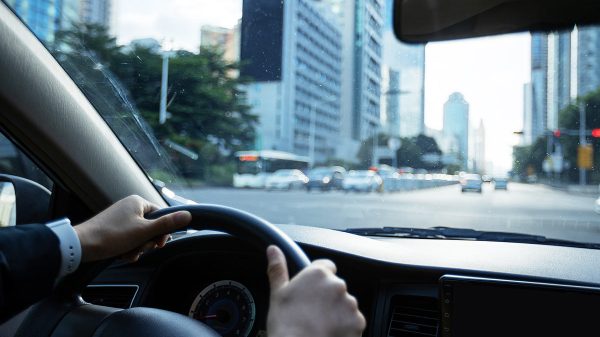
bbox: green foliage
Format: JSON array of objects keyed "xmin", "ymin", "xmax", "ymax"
[
  {"xmin": 512, "ymin": 137, "xmax": 547, "ymax": 179},
  {"xmin": 356, "ymin": 133, "xmax": 444, "ymax": 170},
  {"xmin": 52, "ymin": 24, "xmax": 257, "ymax": 184},
  {"xmin": 513, "ymin": 87, "xmax": 600, "ymax": 183}
]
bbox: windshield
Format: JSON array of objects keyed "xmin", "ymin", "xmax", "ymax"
[{"xmin": 6, "ymin": 0, "xmax": 600, "ymax": 246}]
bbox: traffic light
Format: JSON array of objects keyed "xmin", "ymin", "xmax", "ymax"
[
  {"xmin": 553, "ymin": 129, "xmax": 561, "ymax": 138},
  {"xmin": 592, "ymin": 128, "xmax": 600, "ymax": 138}
]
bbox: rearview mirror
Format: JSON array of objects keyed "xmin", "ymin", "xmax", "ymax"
[{"xmin": 393, "ymin": 0, "xmax": 600, "ymax": 43}]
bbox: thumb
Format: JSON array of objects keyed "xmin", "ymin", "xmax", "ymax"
[
  {"xmin": 266, "ymin": 245, "xmax": 289, "ymax": 291},
  {"xmin": 147, "ymin": 210, "xmax": 192, "ymax": 236}
]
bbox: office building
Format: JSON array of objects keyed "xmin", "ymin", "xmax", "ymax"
[
  {"xmin": 5, "ymin": 0, "xmax": 80, "ymax": 44},
  {"xmin": 79, "ymin": 0, "xmax": 110, "ymax": 27},
  {"xmin": 443, "ymin": 92, "xmax": 469, "ymax": 168},
  {"xmin": 382, "ymin": 0, "xmax": 425, "ymax": 138},
  {"xmin": 522, "ymin": 82, "xmax": 534, "ymax": 145},
  {"xmin": 473, "ymin": 119, "xmax": 486, "ymax": 174},
  {"xmin": 530, "ymin": 32, "xmax": 548, "ymax": 143},
  {"xmin": 546, "ymin": 31, "xmax": 571, "ymax": 130},
  {"xmin": 577, "ymin": 26, "xmax": 600, "ymax": 97},
  {"xmin": 240, "ymin": 0, "xmax": 342, "ymax": 164},
  {"xmin": 200, "ymin": 22, "xmax": 241, "ymax": 63},
  {"xmin": 382, "ymin": 67, "xmax": 400, "ymax": 137},
  {"xmin": 328, "ymin": 0, "xmax": 384, "ymax": 160}
]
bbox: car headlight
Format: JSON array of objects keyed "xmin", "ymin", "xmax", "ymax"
[{"xmin": 322, "ymin": 177, "xmax": 331, "ymax": 184}]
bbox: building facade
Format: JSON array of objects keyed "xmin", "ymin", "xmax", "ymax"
[
  {"xmin": 546, "ymin": 31, "xmax": 571, "ymax": 130},
  {"xmin": 328, "ymin": 0, "xmax": 384, "ymax": 161},
  {"xmin": 79, "ymin": 0, "xmax": 110, "ymax": 27},
  {"xmin": 443, "ymin": 92, "xmax": 469, "ymax": 168},
  {"xmin": 577, "ymin": 26, "xmax": 600, "ymax": 97},
  {"xmin": 200, "ymin": 22, "xmax": 241, "ymax": 64},
  {"xmin": 473, "ymin": 119, "xmax": 486, "ymax": 174},
  {"xmin": 6, "ymin": 0, "xmax": 80, "ymax": 44},
  {"xmin": 530, "ymin": 32, "xmax": 548, "ymax": 143},
  {"xmin": 240, "ymin": 0, "xmax": 342, "ymax": 164},
  {"xmin": 522, "ymin": 82, "xmax": 534, "ymax": 145}
]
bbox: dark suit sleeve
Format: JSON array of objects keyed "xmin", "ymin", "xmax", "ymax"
[{"xmin": 0, "ymin": 224, "xmax": 61, "ymax": 322}]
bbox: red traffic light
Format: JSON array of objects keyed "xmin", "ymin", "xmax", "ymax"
[
  {"xmin": 592, "ymin": 128, "xmax": 600, "ymax": 138},
  {"xmin": 553, "ymin": 129, "xmax": 561, "ymax": 137}
]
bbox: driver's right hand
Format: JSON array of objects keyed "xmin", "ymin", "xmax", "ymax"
[{"xmin": 266, "ymin": 245, "xmax": 366, "ymax": 337}]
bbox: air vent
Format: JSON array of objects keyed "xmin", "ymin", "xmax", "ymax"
[
  {"xmin": 82, "ymin": 285, "xmax": 139, "ymax": 309},
  {"xmin": 387, "ymin": 295, "xmax": 440, "ymax": 337}
]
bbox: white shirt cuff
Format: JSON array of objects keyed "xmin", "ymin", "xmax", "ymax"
[{"xmin": 46, "ymin": 218, "xmax": 82, "ymax": 279}]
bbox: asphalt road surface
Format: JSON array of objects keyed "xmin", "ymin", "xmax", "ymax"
[{"xmin": 176, "ymin": 183, "xmax": 600, "ymax": 244}]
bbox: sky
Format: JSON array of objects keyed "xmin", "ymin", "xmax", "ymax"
[{"xmin": 113, "ymin": 0, "xmax": 530, "ymax": 175}]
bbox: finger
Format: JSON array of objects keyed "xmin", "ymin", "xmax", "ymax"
[
  {"xmin": 266, "ymin": 245, "xmax": 289, "ymax": 291},
  {"xmin": 312, "ymin": 259, "xmax": 337, "ymax": 274},
  {"xmin": 140, "ymin": 241, "xmax": 157, "ymax": 252},
  {"xmin": 121, "ymin": 249, "xmax": 144, "ymax": 263},
  {"xmin": 141, "ymin": 198, "xmax": 160, "ymax": 215},
  {"xmin": 147, "ymin": 211, "xmax": 192, "ymax": 237},
  {"xmin": 154, "ymin": 234, "xmax": 171, "ymax": 248}
]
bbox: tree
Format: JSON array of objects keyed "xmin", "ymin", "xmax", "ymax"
[
  {"xmin": 356, "ymin": 133, "xmax": 444, "ymax": 170},
  {"xmin": 52, "ymin": 24, "xmax": 257, "ymax": 183}
]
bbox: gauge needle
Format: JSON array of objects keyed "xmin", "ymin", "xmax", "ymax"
[{"xmin": 202, "ymin": 314, "xmax": 218, "ymax": 319}]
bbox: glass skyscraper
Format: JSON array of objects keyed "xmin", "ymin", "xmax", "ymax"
[{"xmin": 5, "ymin": 0, "xmax": 79, "ymax": 44}]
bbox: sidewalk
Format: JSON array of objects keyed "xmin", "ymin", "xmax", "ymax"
[{"xmin": 538, "ymin": 180, "xmax": 599, "ymax": 196}]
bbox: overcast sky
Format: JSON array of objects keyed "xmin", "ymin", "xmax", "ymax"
[{"xmin": 113, "ymin": 0, "xmax": 529, "ymax": 174}]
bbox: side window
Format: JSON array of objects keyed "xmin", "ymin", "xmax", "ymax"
[
  {"xmin": 0, "ymin": 131, "xmax": 53, "ymax": 227},
  {"xmin": 0, "ymin": 133, "xmax": 53, "ymax": 190}
]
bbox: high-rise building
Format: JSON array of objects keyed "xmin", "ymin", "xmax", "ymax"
[
  {"xmin": 530, "ymin": 32, "xmax": 548, "ymax": 143},
  {"xmin": 200, "ymin": 22, "xmax": 241, "ymax": 63},
  {"xmin": 443, "ymin": 92, "xmax": 469, "ymax": 168},
  {"xmin": 5, "ymin": 0, "xmax": 80, "ymax": 44},
  {"xmin": 577, "ymin": 26, "xmax": 600, "ymax": 97},
  {"xmin": 79, "ymin": 0, "xmax": 110, "ymax": 27},
  {"xmin": 329, "ymin": 0, "xmax": 384, "ymax": 160},
  {"xmin": 382, "ymin": 0, "xmax": 425, "ymax": 138},
  {"xmin": 240, "ymin": 0, "xmax": 342, "ymax": 164},
  {"xmin": 547, "ymin": 31, "xmax": 571, "ymax": 130},
  {"xmin": 473, "ymin": 119, "xmax": 486, "ymax": 174},
  {"xmin": 523, "ymin": 82, "xmax": 534, "ymax": 145},
  {"xmin": 382, "ymin": 67, "xmax": 400, "ymax": 137}
]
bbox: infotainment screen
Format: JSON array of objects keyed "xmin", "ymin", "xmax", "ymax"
[{"xmin": 440, "ymin": 276, "xmax": 600, "ymax": 337}]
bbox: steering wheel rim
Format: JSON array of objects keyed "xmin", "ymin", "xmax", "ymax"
[{"xmin": 17, "ymin": 204, "xmax": 311, "ymax": 337}]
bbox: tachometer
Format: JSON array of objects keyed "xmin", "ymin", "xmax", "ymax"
[{"xmin": 189, "ymin": 280, "xmax": 256, "ymax": 337}]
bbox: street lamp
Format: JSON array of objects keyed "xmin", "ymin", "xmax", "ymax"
[{"xmin": 159, "ymin": 39, "xmax": 174, "ymax": 125}]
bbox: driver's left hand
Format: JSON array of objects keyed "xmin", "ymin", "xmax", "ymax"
[{"xmin": 74, "ymin": 195, "xmax": 192, "ymax": 262}]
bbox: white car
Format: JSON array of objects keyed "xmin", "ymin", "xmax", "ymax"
[
  {"xmin": 342, "ymin": 170, "xmax": 383, "ymax": 192},
  {"xmin": 265, "ymin": 169, "xmax": 308, "ymax": 190}
]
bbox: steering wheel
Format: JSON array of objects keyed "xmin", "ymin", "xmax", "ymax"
[{"xmin": 15, "ymin": 204, "xmax": 311, "ymax": 337}]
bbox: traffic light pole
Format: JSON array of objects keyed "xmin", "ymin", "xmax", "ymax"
[{"xmin": 579, "ymin": 102, "xmax": 586, "ymax": 186}]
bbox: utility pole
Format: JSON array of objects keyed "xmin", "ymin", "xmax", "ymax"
[
  {"xmin": 159, "ymin": 49, "xmax": 170, "ymax": 125},
  {"xmin": 579, "ymin": 102, "xmax": 586, "ymax": 186}
]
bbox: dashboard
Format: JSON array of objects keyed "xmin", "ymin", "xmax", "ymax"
[{"xmin": 84, "ymin": 225, "xmax": 600, "ymax": 337}]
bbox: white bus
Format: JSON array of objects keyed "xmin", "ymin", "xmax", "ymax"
[{"xmin": 233, "ymin": 150, "xmax": 310, "ymax": 188}]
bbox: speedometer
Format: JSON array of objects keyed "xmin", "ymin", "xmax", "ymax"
[{"xmin": 189, "ymin": 280, "xmax": 256, "ymax": 337}]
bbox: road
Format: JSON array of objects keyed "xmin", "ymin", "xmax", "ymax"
[{"xmin": 175, "ymin": 183, "xmax": 600, "ymax": 244}]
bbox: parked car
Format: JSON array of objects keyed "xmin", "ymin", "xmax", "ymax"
[
  {"xmin": 265, "ymin": 169, "xmax": 308, "ymax": 190},
  {"xmin": 494, "ymin": 177, "xmax": 509, "ymax": 190},
  {"xmin": 343, "ymin": 170, "xmax": 383, "ymax": 192},
  {"xmin": 461, "ymin": 174, "xmax": 483, "ymax": 193},
  {"xmin": 305, "ymin": 166, "xmax": 345, "ymax": 191}
]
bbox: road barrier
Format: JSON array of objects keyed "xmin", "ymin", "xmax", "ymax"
[{"xmin": 381, "ymin": 175, "xmax": 459, "ymax": 192}]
